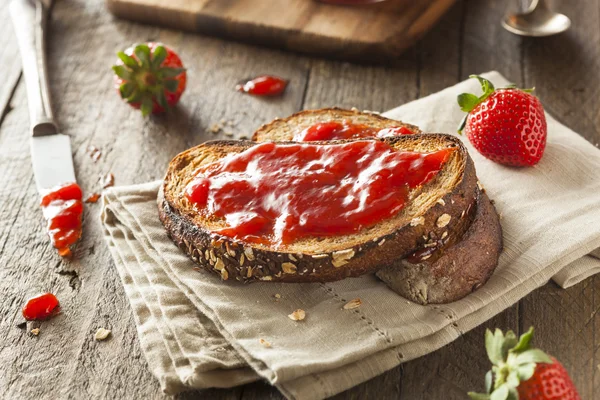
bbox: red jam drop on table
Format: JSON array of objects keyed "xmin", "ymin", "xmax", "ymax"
[
  {"xmin": 236, "ymin": 75, "xmax": 288, "ymax": 96},
  {"xmin": 294, "ymin": 120, "xmax": 415, "ymax": 141},
  {"xmin": 40, "ymin": 182, "xmax": 83, "ymax": 257},
  {"xmin": 22, "ymin": 293, "xmax": 61, "ymax": 321},
  {"xmin": 185, "ymin": 141, "xmax": 452, "ymax": 246}
]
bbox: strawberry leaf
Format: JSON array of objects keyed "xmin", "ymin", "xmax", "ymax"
[
  {"xmin": 127, "ymin": 89, "xmax": 141, "ymax": 104},
  {"xmin": 161, "ymin": 68, "xmax": 186, "ymax": 79},
  {"xmin": 156, "ymin": 90, "xmax": 168, "ymax": 109},
  {"xmin": 490, "ymin": 384, "xmax": 509, "ymax": 400},
  {"xmin": 151, "ymin": 45, "xmax": 167, "ymax": 69},
  {"xmin": 134, "ymin": 44, "xmax": 151, "ymax": 69},
  {"xmin": 117, "ymin": 51, "xmax": 138, "ymax": 69},
  {"xmin": 517, "ymin": 363, "xmax": 536, "ymax": 381},
  {"xmin": 140, "ymin": 97, "xmax": 153, "ymax": 117},
  {"xmin": 501, "ymin": 330, "xmax": 518, "ymax": 359},
  {"xmin": 457, "ymin": 114, "xmax": 468, "ymax": 134},
  {"xmin": 470, "ymin": 74, "xmax": 495, "ymax": 98},
  {"xmin": 112, "ymin": 65, "xmax": 134, "ymax": 81},
  {"xmin": 468, "ymin": 393, "xmax": 491, "ymax": 400},
  {"xmin": 457, "ymin": 93, "xmax": 480, "ymax": 113},
  {"xmin": 506, "ymin": 370, "xmax": 520, "ymax": 388},
  {"xmin": 511, "ymin": 327, "xmax": 534, "ymax": 354},
  {"xmin": 485, "ymin": 329, "xmax": 505, "ymax": 365},
  {"xmin": 485, "ymin": 370, "xmax": 493, "ymax": 394},
  {"xmin": 164, "ymin": 79, "xmax": 179, "ymax": 93},
  {"xmin": 514, "ymin": 349, "xmax": 553, "ymax": 365},
  {"xmin": 119, "ymin": 82, "xmax": 134, "ymax": 99}
]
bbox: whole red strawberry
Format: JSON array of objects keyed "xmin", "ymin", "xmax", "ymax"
[
  {"xmin": 468, "ymin": 327, "xmax": 580, "ymax": 400},
  {"xmin": 458, "ymin": 75, "xmax": 547, "ymax": 167},
  {"xmin": 113, "ymin": 42, "xmax": 186, "ymax": 116}
]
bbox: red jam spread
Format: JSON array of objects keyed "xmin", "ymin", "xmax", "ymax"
[
  {"xmin": 236, "ymin": 75, "xmax": 288, "ymax": 96},
  {"xmin": 40, "ymin": 182, "xmax": 83, "ymax": 257},
  {"xmin": 294, "ymin": 121, "xmax": 415, "ymax": 141},
  {"xmin": 185, "ymin": 141, "xmax": 451, "ymax": 246},
  {"xmin": 22, "ymin": 293, "xmax": 61, "ymax": 321}
]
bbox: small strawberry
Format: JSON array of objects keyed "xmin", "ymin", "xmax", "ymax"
[
  {"xmin": 457, "ymin": 75, "xmax": 547, "ymax": 167},
  {"xmin": 468, "ymin": 327, "xmax": 580, "ymax": 400},
  {"xmin": 113, "ymin": 42, "xmax": 187, "ymax": 116}
]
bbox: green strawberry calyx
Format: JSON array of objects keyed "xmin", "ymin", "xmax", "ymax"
[
  {"xmin": 468, "ymin": 327, "xmax": 553, "ymax": 400},
  {"xmin": 112, "ymin": 43, "xmax": 185, "ymax": 116},
  {"xmin": 456, "ymin": 75, "xmax": 535, "ymax": 134}
]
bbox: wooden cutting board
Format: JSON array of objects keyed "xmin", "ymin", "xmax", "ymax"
[{"xmin": 106, "ymin": 0, "xmax": 456, "ymax": 61}]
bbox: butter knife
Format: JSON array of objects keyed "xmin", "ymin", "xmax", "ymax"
[{"xmin": 10, "ymin": 0, "xmax": 76, "ymax": 191}]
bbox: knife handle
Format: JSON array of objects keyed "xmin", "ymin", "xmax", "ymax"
[{"xmin": 10, "ymin": 0, "xmax": 58, "ymax": 137}]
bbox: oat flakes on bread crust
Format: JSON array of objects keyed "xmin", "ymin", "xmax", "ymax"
[
  {"xmin": 376, "ymin": 190, "xmax": 502, "ymax": 305},
  {"xmin": 252, "ymin": 107, "xmax": 422, "ymax": 142},
  {"xmin": 159, "ymin": 134, "xmax": 478, "ymax": 283}
]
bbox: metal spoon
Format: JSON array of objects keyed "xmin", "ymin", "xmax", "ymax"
[{"xmin": 502, "ymin": 0, "xmax": 571, "ymax": 37}]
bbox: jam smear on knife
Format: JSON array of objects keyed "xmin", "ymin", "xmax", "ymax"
[
  {"xmin": 40, "ymin": 182, "xmax": 83, "ymax": 257},
  {"xmin": 185, "ymin": 141, "xmax": 452, "ymax": 246}
]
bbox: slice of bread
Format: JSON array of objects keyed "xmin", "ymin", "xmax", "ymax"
[
  {"xmin": 376, "ymin": 190, "xmax": 502, "ymax": 304},
  {"xmin": 250, "ymin": 108, "xmax": 502, "ymax": 303},
  {"xmin": 252, "ymin": 107, "xmax": 422, "ymax": 142},
  {"xmin": 159, "ymin": 135, "xmax": 478, "ymax": 283}
]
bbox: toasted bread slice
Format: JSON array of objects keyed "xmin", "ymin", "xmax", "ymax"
[
  {"xmin": 159, "ymin": 135, "xmax": 478, "ymax": 283},
  {"xmin": 252, "ymin": 107, "xmax": 421, "ymax": 142},
  {"xmin": 376, "ymin": 190, "xmax": 502, "ymax": 304}
]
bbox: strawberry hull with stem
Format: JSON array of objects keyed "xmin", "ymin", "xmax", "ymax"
[
  {"xmin": 113, "ymin": 42, "xmax": 187, "ymax": 116},
  {"xmin": 468, "ymin": 327, "xmax": 580, "ymax": 400}
]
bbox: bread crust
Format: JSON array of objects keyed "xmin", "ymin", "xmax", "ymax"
[
  {"xmin": 159, "ymin": 135, "xmax": 479, "ymax": 283},
  {"xmin": 252, "ymin": 107, "xmax": 422, "ymax": 142},
  {"xmin": 376, "ymin": 190, "xmax": 503, "ymax": 304}
]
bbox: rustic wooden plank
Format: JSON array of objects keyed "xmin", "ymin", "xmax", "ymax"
[
  {"xmin": 105, "ymin": 0, "xmax": 457, "ymax": 61},
  {"xmin": 302, "ymin": 52, "xmax": 418, "ymax": 113},
  {"xmin": 518, "ymin": 2, "xmax": 600, "ymax": 399},
  {"xmin": 461, "ymin": 0, "xmax": 522, "ymax": 81},
  {"xmin": 0, "ymin": 1, "xmax": 22, "ymax": 125},
  {"xmin": 0, "ymin": 0, "xmax": 308, "ymax": 398}
]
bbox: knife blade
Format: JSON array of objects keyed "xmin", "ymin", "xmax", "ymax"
[{"xmin": 10, "ymin": 0, "xmax": 77, "ymax": 191}]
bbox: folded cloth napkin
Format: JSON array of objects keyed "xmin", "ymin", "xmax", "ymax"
[{"xmin": 101, "ymin": 72, "xmax": 600, "ymax": 399}]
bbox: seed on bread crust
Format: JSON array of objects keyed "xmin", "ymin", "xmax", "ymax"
[
  {"xmin": 288, "ymin": 254, "xmax": 297, "ymax": 262},
  {"xmin": 260, "ymin": 276, "xmax": 272, "ymax": 281},
  {"xmin": 244, "ymin": 247, "xmax": 255, "ymax": 261},
  {"xmin": 221, "ymin": 268, "xmax": 229, "ymax": 280},
  {"xmin": 225, "ymin": 242, "xmax": 236, "ymax": 257},
  {"xmin": 239, "ymin": 254, "xmax": 245, "ymax": 266},
  {"xmin": 332, "ymin": 249, "xmax": 355, "ymax": 268},
  {"xmin": 410, "ymin": 217, "xmax": 425, "ymax": 226},
  {"xmin": 214, "ymin": 258, "xmax": 225, "ymax": 271},
  {"xmin": 436, "ymin": 214, "xmax": 451, "ymax": 228},
  {"xmin": 437, "ymin": 199, "xmax": 446, "ymax": 206},
  {"xmin": 311, "ymin": 254, "xmax": 328, "ymax": 259},
  {"xmin": 282, "ymin": 262, "xmax": 297, "ymax": 274}
]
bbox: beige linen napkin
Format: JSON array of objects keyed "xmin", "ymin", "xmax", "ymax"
[{"xmin": 101, "ymin": 72, "xmax": 600, "ymax": 400}]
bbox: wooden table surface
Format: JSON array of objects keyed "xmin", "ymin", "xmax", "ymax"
[{"xmin": 1, "ymin": 0, "xmax": 599, "ymax": 399}]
